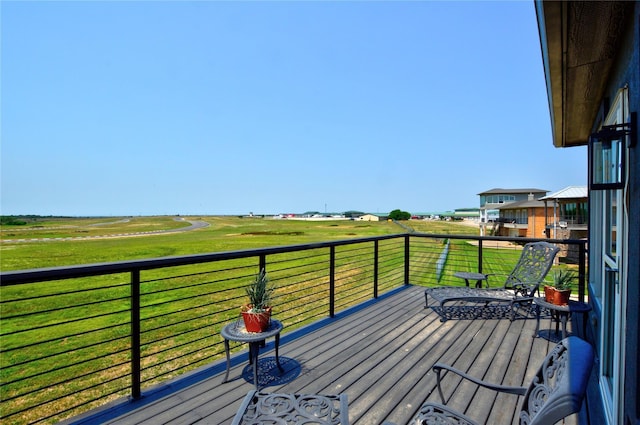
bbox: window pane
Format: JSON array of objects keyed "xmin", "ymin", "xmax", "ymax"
[
  {"xmin": 606, "ymin": 191, "xmax": 618, "ymax": 258},
  {"xmin": 603, "ymin": 267, "xmax": 618, "ymax": 393},
  {"xmin": 592, "ymin": 138, "xmax": 623, "ymax": 186}
]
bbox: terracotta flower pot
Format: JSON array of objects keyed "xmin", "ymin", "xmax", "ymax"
[
  {"xmin": 241, "ymin": 306, "xmax": 272, "ymax": 333},
  {"xmin": 544, "ymin": 286, "xmax": 555, "ymax": 303},
  {"xmin": 552, "ymin": 289, "xmax": 571, "ymax": 306},
  {"xmin": 544, "ymin": 286, "xmax": 571, "ymax": 305}
]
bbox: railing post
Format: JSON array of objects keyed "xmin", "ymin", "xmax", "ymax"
[
  {"xmin": 404, "ymin": 235, "xmax": 410, "ymax": 285},
  {"xmin": 259, "ymin": 254, "xmax": 266, "ymax": 273},
  {"xmin": 578, "ymin": 242, "xmax": 586, "ymax": 302},
  {"xmin": 478, "ymin": 239, "xmax": 483, "ymax": 274},
  {"xmin": 131, "ymin": 269, "xmax": 141, "ymax": 400},
  {"xmin": 373, "ymin": 240, "xmax": 379, "ymax": 298},
  {"xmin": 329, "ymin": 246, "xmax": 336, "ymax": 318}
]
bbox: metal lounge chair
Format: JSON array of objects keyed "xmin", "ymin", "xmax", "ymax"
[
  {"xmin": 425, "ymin": 241, "xmax": 560, "ymax": 321},
  {"xmin": 409, "ymin": 336, "xmax": 594, "ymax": 425}
]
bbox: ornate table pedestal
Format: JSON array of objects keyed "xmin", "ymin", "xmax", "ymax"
[{"xmin": 232, "ymin": 390, "xmax": 349, "ymax": 425}]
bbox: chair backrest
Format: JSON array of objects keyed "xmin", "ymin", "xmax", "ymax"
[
  {"xmin": 504, "ymin": 241, "xmax": 560, "ymax": 296},
  {"xmin": 519, "ymin": 336, "xmax": 595, "ymax": 425}
]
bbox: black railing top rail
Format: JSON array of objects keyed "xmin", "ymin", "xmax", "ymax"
[
  {"xmin": 410, "ymin": 234, "xmax": 585, "ymax": 244},
  {"xmin": 0, "ymin": 233, "xmax": 586, "ymax": 286}
]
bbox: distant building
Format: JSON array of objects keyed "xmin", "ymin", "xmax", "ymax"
[
  {"xmin": 540, "ymin": 186, "xmax": 588, "ymax": 240},
  {"xmin": 452, "ymin": 208, "xmax": 480, "ymax": 221},
  {"xmin": 477, "ymin": 188, "xmax": 548, "ymax": 236},
  {"xmin": 494, "ymin": 195, "xmax": 551, "ymax": 238},
  {"xmin": 357, "ymin": 214, "xmax": 381, "ymax": 222}
]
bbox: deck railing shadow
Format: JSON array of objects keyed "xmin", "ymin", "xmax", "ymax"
[{"xmin": 0, "ymin": 234, "xmax": 586, "ymax": 424}]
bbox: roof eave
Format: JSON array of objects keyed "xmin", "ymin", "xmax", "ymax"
[{"xmin": 535, "ymin": 1, "xmax": 633, "ymax": 148}]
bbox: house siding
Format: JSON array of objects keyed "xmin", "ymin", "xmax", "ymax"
[
  {"xmin": 494, "ymin": 206, "xmax": 551, "ymax": 239},
  {"xmin": 527, "ymin": 208, "xmax": 548, "ymax": 239},
  {"xmin": 620, "ymin": 6, "xmax": 639, "ymax": 423},
  {"xmin": 595, "ymin": 4, "xmax": 639, "ymax": 423}
]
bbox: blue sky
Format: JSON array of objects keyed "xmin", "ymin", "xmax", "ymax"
[{"xmin": 1, "ymin": 1, "xmax": 586, "ymax": 217}]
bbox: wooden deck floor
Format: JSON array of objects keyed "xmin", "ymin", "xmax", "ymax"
[{"xmin": 68, "ymin": 285, "xmax": 581, "ymax": 425}]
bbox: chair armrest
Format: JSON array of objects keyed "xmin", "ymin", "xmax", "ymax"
[
  {"xmin": 433, "ymin": 362, "xmax": 527, "ymax": 404},
  {"xmin": 514, "ymin": 283, "xmax": 541, "ymax": 297},
  {"xmin": 486, "ymin": 274, "xmax": 541, "ymax": 295},
  {"xmin": 411, "ymin": 402, "xmax": 479, "ymax": 425}
]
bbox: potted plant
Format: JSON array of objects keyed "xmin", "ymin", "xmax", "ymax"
[
  {"xmin": 544, "ymin": 270, "xmax": 574, "ymax": 305},
  {"xmin": 241, "ymin": 269, "xmax": 275, "ymax": 333}
]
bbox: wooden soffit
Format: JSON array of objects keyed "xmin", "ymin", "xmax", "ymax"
[{"xmin": 535, "ymin": 1, "xmax": 633, "ymax": 148}]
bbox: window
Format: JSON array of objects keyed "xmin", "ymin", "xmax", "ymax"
[
  {"xmin": 589, "ymin": 88, "xmax": 632, "ymax": 191},
  {"xmin": 591, "ymin": 136, "xmax": 624, "ymax": 189},
  {"xmin": 560, "ymin": 202, "xmax": 587, "ymax": 223},
  {"xmin": 592, "ymin": 86, "xmax": 629, "ymax": 425},
  {"xmin": 482, "ymin": 194, "xmax": 516, "ymax": 205}
]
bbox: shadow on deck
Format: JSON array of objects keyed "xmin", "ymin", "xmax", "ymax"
[{"xmin": 65, "ymin": 285, "xmax": 580, "ymax": 425}]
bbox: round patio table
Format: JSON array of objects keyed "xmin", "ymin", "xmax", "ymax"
[
  {"xmin": 534, "ymin": 298, "xmax": 591, "ymax": 339},
  {"xmin": 453, "ymin": 271, "xmax": 488, "ymax": 288},
  {"xmin": 221, "ymin": 319, "xmax": 283, "ymax": 390}
]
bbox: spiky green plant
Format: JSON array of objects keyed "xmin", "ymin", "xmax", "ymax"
[
  {"xmin": 245, "ymin": 269, "xmax": 275, "ymax": 312},
  {"xmin": 552, "ymin": 269, "xmax": 575, "ymax": 291}
]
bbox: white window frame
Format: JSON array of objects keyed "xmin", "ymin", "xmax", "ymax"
[{"xmin": 594, "ymin": 88, "xmax": 629, "ymax": 425}]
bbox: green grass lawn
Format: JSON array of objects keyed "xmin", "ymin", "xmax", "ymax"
[
  {"xmin": 405, "ymin": 218, "xmax": 481, "ymax": 235},
  {"xmin": 1, "ymin": 216, "xmax": 430, "ymax": 271}
]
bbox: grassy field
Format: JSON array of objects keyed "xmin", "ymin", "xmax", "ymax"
[
  {"xmin": 11, "ymin": 217, "xmax": 570, "ymax": 424},
  {"xmin": 1, "ymin": 216, "xmax": 486, "ymax": 423},
  {"xmin": 0, "ymin": 216, "xmax": 479, "ymax": 272},
  {"xmin": 1, "ymin": 217, "xmax": 585, "ymax": 425}
]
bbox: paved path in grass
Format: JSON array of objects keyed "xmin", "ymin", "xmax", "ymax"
[{"xmin": 2, "ymin": 217, "xmax": 210, "ymax": 243}]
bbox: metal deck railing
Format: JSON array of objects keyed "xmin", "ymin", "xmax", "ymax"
[{"xmin": 0, "ymin": 234, "xmax": 586, "ymax": 424}]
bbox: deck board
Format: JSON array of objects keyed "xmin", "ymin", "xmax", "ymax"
[{"xmin": 68, "ymin": 285, "xmax": 581, "ymax": 425}]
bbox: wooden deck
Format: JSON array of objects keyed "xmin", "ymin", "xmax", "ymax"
[{"xmin": 68, "ymin": 285, "xmax": 582, "ymax": 425}]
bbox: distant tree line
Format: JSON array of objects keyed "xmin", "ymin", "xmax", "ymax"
[
  {"xmin": 0, "ymin": 215, "xmax": 65, "ymax": 226},
  {"xmin": 388, "ymin": 209, "xmax": 411, "ymax": 220},
  {"xmin": 1, "ymin": 216, "xmax": 30, "ymax": 225}
]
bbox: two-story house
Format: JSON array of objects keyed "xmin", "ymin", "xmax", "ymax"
[
  {"xmin": 477, "ymin": 188, "xmax": 548, "ymax": 236},
  {"xmin": 493, "ymin": 194, "xmax": 551, "ymax": 239}
]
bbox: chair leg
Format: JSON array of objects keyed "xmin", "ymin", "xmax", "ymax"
[
  {"xmin": 440, "ymin": 302, "xmax": 449, "ymax": 322},
  {"xmin": 434, "ymin": 367, "xmax": 446, "ymax": 403}
]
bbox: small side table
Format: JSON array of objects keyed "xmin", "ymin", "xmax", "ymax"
[
  {"xmin": 232, "ymin": 390, "xmax": 349, "ymax": 425},
  {"xmin": 221, "ymin": 319, "xmax": 284, "ymax": 390},
  {"xmin": 534, "ymin": 298, "xmax": 591, "ymax": 339},
  {"xmin": 454, "ymin": 271, "xmax": 488, "ymax": 288}
]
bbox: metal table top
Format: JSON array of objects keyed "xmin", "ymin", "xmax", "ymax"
[
  {"xmin": 221, "ymin": 319, "xmax": 283, "ymax": 342},
  {"xmin": 533, "ymin": 298, "xmax": 591, "ymax": 312},
  {"xmin": 453, "ymin": 271, "xmax": 488, "ymax": 280}
]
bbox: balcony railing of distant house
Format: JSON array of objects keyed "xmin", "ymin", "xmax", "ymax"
[
  {"xmin": 0, "ymin": 234, "xmax": 587, "ymax": 424},
  {"xmin": 497, "ymin": 217, "xmax": 529, "ymax": 226},
  {"xmin": 550, "ymin": 215, "xmax": 589, "ymax": 227}
]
